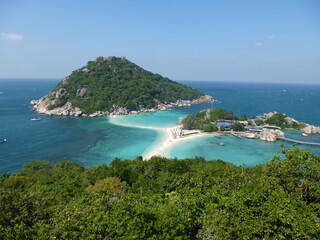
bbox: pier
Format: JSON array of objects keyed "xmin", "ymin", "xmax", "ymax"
[
  {"xmin": 279, "ymin": 138, "xmax": 320, "ymax": 146},
  {"xmin": 230, "ymin": 132, "xmax": 243, "ymax": 139}
]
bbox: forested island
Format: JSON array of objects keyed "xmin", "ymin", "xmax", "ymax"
[
  {"xmin": 0, "ymin": 148, "xmax": 319, "ymax": 239},
  {"xmin": 31, "ymin": 56, "xmax": 213, "ymax": 117}
]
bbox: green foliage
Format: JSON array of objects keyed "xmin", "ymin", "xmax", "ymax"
[
  {"xmin": 86, "ymin": 177, "xmax": 126, "ymax": 193},
  {"xmin": 181, "ymin": 111, "xmax": 207, "ymax": 130},
  {"xmin": 203, "ymin": 124, "xmax": 217, "ymax": 132},
  {"xmin": 47, "ymin": 98, "xmax": 67, "ymax": 110},
  {"xmin": 291, "ymin": 121, "xmax": 306, "ymax": 130},
  {"xmin": 0, "ymin": 149, "xmax": 319, "ymax": 239},
  {"xmin": 209, "ymin": 108, "xmax": 236, "ymax": 121},
  {"xmin": 231, "ymin": 123, "xmax": 245, "ymax": 131},
  {"xmin": 182, "ymin": 108, "xmax": 247, "ymax": 130},
  {"xmin": 265, "ymin": 113, "xmax": 290, "ymax": 128},
  {"xmin": 237, "ymin": 115, "xmax": 247, "ymax": 121},
  {"xmin": 48, "ymin": 57, "xmax": 204, "ymax": 113},
  {"xmin": 255, "ymin": 119, "xmax": 264, "ymax": 126}
]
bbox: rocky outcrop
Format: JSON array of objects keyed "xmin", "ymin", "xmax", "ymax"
[
  {"xmin": 30, "ymin": 94, "xmax": 215, "ymax": 117},
  {"xmin": 55, "ymin": 88, "xmax": 67, "ymax": 98},
  {"xmin": 302, "ymin": 125, "xmax": 320, "ymax": 134},
  {"xmin": 259, "ymin": 129, "xmax": 285, "ymax": 142},
  {"xmin": 246, "ymin": 133, "xmax": 256, "ymax": 139},
  {"xmin": 109, "ymin": 105, "xmax": 129, "ymax": 116},
  {"xmin": 263, "ymin": 111, "xmax": 278, "ymax": 119},
  {"xmin": 76, "ymin": 87, "xmax": 88, "ymax": 98},
  {"xmin": 62, "ymin": 77, "xmax": 68, "ymax": 85},
  {"xmin": 30, "ymin": 98, "xmax": 83, "ymax": 116},
  {"xmin": 204, "ymin": 109, "xmax": 211, "ymax": 120}
]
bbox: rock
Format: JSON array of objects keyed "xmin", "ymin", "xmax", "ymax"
[
  {"xmin": 105, "ymin": 56, "xmax": 113, "ymax": 62},
  {"xmin": 31, "ymin": 93, "xmax": 215, "ymax": 118},
  {"xmin": 82, "ymin": 68, "xmax": 90, "ymax": 73},
  {"xmin": 302, "ymin": 125, "xmax": 320, "ymax": 134},
  {"xmin": 204, "ymin": 109, "xmax": 211, "ymax": 120},
  {"xmin": 55, "ymin": 88, "xmax": 67, "ymax": 98},
  {"xmin": 62, "ymin": 77, "xmax": 68, "ymax": 85},
  {"xmin": 246, "ymin": 133, "xmax": 256, "ymax": 139},
  {"xmin": 76, "ymin": 87, "xmax": 88, "ymax": 98},
  {"xmin": 273, "ymin": 129, "xmax": 285, "ymax": 138},
  {"xmin": 259, "ymin": 129, "xmax": 285, "ymax": 142},
  {"xmin": 264, "ymin": 111, "xmax": 278, "ymax": 119},
  {"xmin": 109, "ymin": 106, "xmax": 129, "ymax": 115},
  {"xmin": 74, "ymin": 107, "xmax": 82, "ymax": 117}
]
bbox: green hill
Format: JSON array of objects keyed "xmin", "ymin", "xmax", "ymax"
[{"xmin": 44, "ymin": 56, "xmax": 206, "ymax": 114}]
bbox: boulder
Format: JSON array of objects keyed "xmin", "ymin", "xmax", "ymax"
[
  {"xmin": 76, "ymin": 87, "xmax": 88, "ymax": 98},
  {"xmin": 55, "ymin": 88, "xmax": 67, "ymax": 98},
  {"xmin": 302, "ymin": 125, "xmax": 320, "ymax": 134},
  {"xmin": 259, "ymin": 129, "xmax": 285, "ymax": 142},
  {"xmin": 109, "ymin": 106, "xmax": 129, "ymax": 115},
  {"xmin": 246, "ymin": 133, "xmax": 256, "ymax": 139},
  {"xmin": 62, "ymin": 77, "xmax": 68, "ymax": 85}
]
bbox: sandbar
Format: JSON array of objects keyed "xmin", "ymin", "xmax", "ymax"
[{"xmin": 108, "ymin": 116, "xmax": 212, "ymax": 159}]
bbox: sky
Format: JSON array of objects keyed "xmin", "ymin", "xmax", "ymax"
[{"xmin": 0, "ymin": 0, "xmax": 319, "ymax": 84}]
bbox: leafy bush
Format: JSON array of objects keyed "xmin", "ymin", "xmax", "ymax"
[
  {"xmin": 0, "ymin": 149, "xmax": 319, "ymax": 239},
  {"xmin": 265, "ymin": 113, "xmax": 289, "ymax": 128}
]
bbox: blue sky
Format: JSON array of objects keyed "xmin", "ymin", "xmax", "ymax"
[{"xmin": 0, "ymin": 0, "xmax": 319, "ymax": 83}]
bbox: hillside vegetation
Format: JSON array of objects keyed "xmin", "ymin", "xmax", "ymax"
[
  {"xmin": 182, "ymin": 108, "xmax": 247, "ymax": 131},
  {"xmin": 48, "ymin": 56, "xmax": 204, "ymax": 113},
  {"xmin": 1, "ymin": 148, "xmax": 319, "ymax": 239}
]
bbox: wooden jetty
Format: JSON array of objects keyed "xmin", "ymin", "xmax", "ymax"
[
  {"xmin": 230, "ymin": 132, "xmax": 243, "ymax": 139},
  {"xmin": 279, "ymin": 137, "xmax": 320, "ymax": 146}
]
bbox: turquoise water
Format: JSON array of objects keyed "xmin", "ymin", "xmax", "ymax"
[
  {"xmin": 72, "ymin": 117, "xmax": 163, "ymax": 168},
  {"xmin": 1, "ymin": 79, "xmax": 320, "ymax": 173},
  {"xmin": 169, "ymin": 132, "xmax": 320, "ymax": 167},
  {"xmin": 0, "ymin": 80, "xmax": 160, "ymax": 173},
  {"xmin": 108, "ymin": 110, "xmax": 185, "ymax": 128}
]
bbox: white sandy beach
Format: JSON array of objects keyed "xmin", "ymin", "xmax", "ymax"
[
  {"xmin": 108, "ymin": 115, "xmax": 211, "ymax": 159},
  {"xmin": 142, "ymin": 127, "xmax": 212, "ymax": 159}
]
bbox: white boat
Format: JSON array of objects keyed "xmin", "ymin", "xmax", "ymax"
[
  {"xmin": 0, "ymin": 139, "xmax": 7, "ymax": 143},
  {"xmin": 302, "ymin": 133, "xmax": 308, "ymax": 137},
  {"xmin": 31, "ymin": 118, "xmax": 42, "ymax": 121}
]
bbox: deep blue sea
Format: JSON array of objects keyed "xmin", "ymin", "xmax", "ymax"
[{"xmin": 1, "ymin": 79, "xmax": 320, "ymax": 174}]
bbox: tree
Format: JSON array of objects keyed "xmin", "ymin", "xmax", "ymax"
[
  {"xmin": 255, "ymin": 119, "xmax": 264, "ymax": 126},
  {"xmin": 203, "ymin": 124, "xmax": 217, "ymax": 132},
  {"xmin": 231, "ymin": 123, "xmax": 245, "ymax": 131},
  {"xmin": 265, "ymin": 113, "xmax": 289, "ymax": 128}
]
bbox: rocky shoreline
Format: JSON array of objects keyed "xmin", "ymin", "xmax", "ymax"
[{"xmin": 30, "ymin": 95, "xmax": 214, "ymax": 117}]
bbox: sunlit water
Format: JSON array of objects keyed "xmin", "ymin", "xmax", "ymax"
[{"xmin": 1, "ymin": 79, "xmax": 319, "ymax": 173}]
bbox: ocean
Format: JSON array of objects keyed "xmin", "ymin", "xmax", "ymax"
[{"xmin": 1, "ymin": 79, "xmax": 320, "ymax": 174}]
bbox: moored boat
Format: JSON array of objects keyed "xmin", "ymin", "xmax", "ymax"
[{"xmin": 210, "ymin": 141, "xmax": 225, "ymax": 146}]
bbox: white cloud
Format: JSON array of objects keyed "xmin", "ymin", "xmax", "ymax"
[
  {"xmin": 1, "ymin": 33, "xmax": 24, "ymax": 41},
  {"xmin": 266, "ymin": 34, "xmax": 276, "ymax": 40},
  {"xmin": 254, "ymin": 42, "xmax": 267, "ymax": 47}
]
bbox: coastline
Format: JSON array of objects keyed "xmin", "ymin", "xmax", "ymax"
[
  {"xmin": 142, "ymin": 128, "xmax": 212, "ymax": 159},
  {"xmin": 30, "ymin": 95, "xmax": 214, "ymax": 117},
  {"xmin": 108, "ymin": 116, "xmax": 212, "ymax": 159}
]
